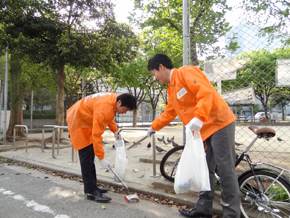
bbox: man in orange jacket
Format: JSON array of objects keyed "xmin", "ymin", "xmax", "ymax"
[
  {"xmin": 146, "ymin": 54, "xmax": 240, "ymax": 218},
  {"xmin": 66, "ymin": 93, "xmax": 136, "ymax": 203}
]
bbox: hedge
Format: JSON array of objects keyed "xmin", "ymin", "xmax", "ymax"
[{"xmin": 22, "ymin": 110, "xmax": 65, "ymax": 119}]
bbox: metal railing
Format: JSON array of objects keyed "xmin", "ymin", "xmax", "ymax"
[
  {"xmin": 13, "ymin": 125, "xmax": 28, "ymax": 152},
  {"xmin": 52, "ymin": 125, "xmax": 68, "ymax": 159},
  {"xmin": 41, "ymin": 125, "xmax": 56, "ymax": 152},
  {"xmin": 119, "ymin": 127, "xmax": 159, "ymax": 177}
]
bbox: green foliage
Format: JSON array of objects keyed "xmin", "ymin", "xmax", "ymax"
[
  {"xmin": 23, "ymin": 110, "xmax": 57, "ymax": 119},
  {"xmin": 139, "ymin": 29, "xmax": 183, "ymax": 68},
  {"xmin": 270, "ymin": 90, "xmax": 290, "ymax": 108},
  {"xmin": 117, "ymin": 57, "xmax": 151, "ymax": 89},
  {"xmin": 268, "ymin": 183, "xmax": 289, "ymax": 201},
  {"xmin": 240, "ymin": 0, "xmax": 290, "ymax": 45},
  {"xmin": 253, "ymin": 104, "xmax": 260, "ymax": 113},
  {"xmin": 0, "ymin": 0, "xmax": 139, "ymax": 129},
  {"xmin": 21, "ymin": 57, "xmax": 57, "ymax": 94},
  {"xmin": 223, "ymin": 47, "xmax": 290, "ymax": 112},
  {"xmin": 33, "ymin": 88, "xmax": 57, "ymax": 111},
  {"xmin": 0, "ymin": 0, "xmax": 139, "ymax": 76},
  {"xmin": 130, "ymin": 0, "xmax": 231, "ymax": 65}
]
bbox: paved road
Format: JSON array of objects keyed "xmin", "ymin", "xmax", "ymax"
[{"xmin": 0, "ymin": 163, "xmax": 181, "ymax": 218}]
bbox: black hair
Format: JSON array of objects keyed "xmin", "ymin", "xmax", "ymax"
[
  {"xmin": 117, "ymin": 93, "xmax": 137, "ymax": 110},
  {"xmin": 147, "ymin": 53, "xmax": 174, "ymax": 71}
]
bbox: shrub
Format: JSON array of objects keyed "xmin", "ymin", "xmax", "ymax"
[{"xmin": 23, "ymin": 110, "xmax": 58, "ymax": 119}]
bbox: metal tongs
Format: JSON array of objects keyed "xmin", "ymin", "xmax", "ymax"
[
  {"xmin": 127, "ymin": 135, "xmax": 148, "ymax": 150},
  {"xmin": 108, "ymin": 166, "xmax": 130, "ymax": 192}
]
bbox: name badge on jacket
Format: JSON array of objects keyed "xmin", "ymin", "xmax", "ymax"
[{"xmin": 177, "ymin": 88, "xmax": 187, "ymax": 99}]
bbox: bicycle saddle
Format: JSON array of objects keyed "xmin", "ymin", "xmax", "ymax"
[{"xmin": 248, "ymin": 125, "xmax": 276, "ymax": 138}]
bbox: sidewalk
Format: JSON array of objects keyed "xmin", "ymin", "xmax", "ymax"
[{"xmin": 0, "ymin": 125, "xmax": 223, "ymax": 216}]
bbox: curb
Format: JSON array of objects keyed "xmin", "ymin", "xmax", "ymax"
[{"xmin": 0, "ymin": 155, "xmax": 223, "ymax": 216}]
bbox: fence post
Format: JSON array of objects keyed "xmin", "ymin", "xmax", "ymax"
[
  {"xmin": 41, "ymin": 125, "xmax": 56, "ymax": 152},
  {"xmin": 119, "ymin": 127, "xmax": 159, "ymax": 178},
  {"xmin": 52, "ymin": 126, "xmax": 68, "ymax": 159},
  {"xmin": 13, "ymin": 125, "xmax": 28, "ymax": 152}
]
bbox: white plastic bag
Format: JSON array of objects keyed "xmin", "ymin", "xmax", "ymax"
[
  {"xmin": 114, "ymin": 139, "xmax": 128, "ymax": 182},
  {"xmin": 174, "ymin": 126, "xmax": 211, "ymax": 194}
]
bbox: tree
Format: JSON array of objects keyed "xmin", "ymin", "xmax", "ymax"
[
  {"xmin": 223, "ymin": 47, "xmax": 290, "ymax": 119},
  {"xmin": 116, "ymin": 57, "xmax": 151, "ymax": 126},
  {"xmin": 7, "ymin": 54, "xmax": 56, "ymax": 137},
  {"xmin": 145, "ymin": 78, "xmax": 167, "ymax": 121},
  {"xmin": 138, "ymin": 28, "xmax": 183, "ymax": 68},
  {"xmin": 1, "ymin": 0, "xmax": 139, "ymax": 137},
  {"xmin": 240, "ymin": 0, "xmax": 290, "ymax": 45},
  {"xmin": 0, "ymin": 0, "xmax": 62, "ymax": 137},
  {"xmin": 22, "ymin": 58, "xmax": 56, "ymax": 110},
  {"xmin": 64, "ymin": 65, "xmax": 93, "ymax": 108},
  {"xmin": 8, "ymin": 52, "xmax": 24, "ymax": 137},
  {"xmin": 130, "ymin": 0, "xmax": 231, "ymax": 65},
  {"xmin": 33, "ymin": 89, "xmax": 57, "ymax": 111},
  {"xmin": 270, "ymin": 90, "xmax": 290, "ymax": 120}
]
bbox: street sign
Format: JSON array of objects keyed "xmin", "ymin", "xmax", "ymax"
[
  {"xmin": 276, "ymin": 59, "xmax": 290, "ymax": 87},
  {"xmin": 221, "ymin": 86, "xmax": 256, "ymax": 104}
]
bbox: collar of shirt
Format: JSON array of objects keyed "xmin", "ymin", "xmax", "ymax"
[{"xmin": 169, "ymin": 68, "xmax": 174, "ymax": 83}]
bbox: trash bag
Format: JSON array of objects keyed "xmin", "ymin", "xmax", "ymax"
[
  {"xmin": 114, "ymin": 139, "xmax": 128, "ymax": 182},
  {"xmin": 174, "ymin": 126, "xmax": 210, "ymax": 194}
]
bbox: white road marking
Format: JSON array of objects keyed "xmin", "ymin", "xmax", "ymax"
[{"xmin": 0, "ymin": 187, "xmax": 70, "ymax": 218}]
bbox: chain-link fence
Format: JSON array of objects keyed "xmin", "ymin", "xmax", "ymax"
[
  {"xmin": 202, "ymin": 6, "xmax": 290, "ymax": 175},
  {"xmin": 0, "ymin": 0, "xmax": 289, "ymax": 176}
]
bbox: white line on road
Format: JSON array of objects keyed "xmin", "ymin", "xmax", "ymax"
[{"xmin": 0, "ymin": 187, "xmax": 70, "ymax": 218}]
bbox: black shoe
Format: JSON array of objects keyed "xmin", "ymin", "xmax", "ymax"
[
  {"xmin": 178, "ymin": 208, "xmax": 212, "ymax": 217},
  {"xmin": 97, "ymin": 186, "xmax": 108, "ymax": 193},
  {"xmin": 87, "ymin": 190, "xmax": 111, "ymax": 203},
  {"xmin": 84, "ymin": 186, "xmax": 108, "ymax": 194}
]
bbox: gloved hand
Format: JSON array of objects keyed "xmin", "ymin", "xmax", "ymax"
[
  {"xmin": 99, "ymin": 159, "xmax": 112, "ymax": 170},
  {"xmin": 114, "ymin": 131, "xmax": 122, "ymax": 140},
  {"xmin": 147, "ymin": 127, "xmax": 156, "ymax": 138},
  {"xmin": 187, "ymin": 117, "xmax": 203, "ymax": 131}
]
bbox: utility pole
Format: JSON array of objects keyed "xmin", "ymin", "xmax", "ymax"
[
  {"xmin": 3, "ymin": 46, "xmax": 9, "ymax": 144},
  {"xmin": 30, "ymin": 90, "xmax": 33, "ymax": 129},
  {"xmin": 182, "ymin": 0, "xmax": 190, "ymax": 145}
]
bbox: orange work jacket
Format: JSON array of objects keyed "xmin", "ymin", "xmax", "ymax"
[
  {"xmin": 152, "ymin": 66, "xmax": 236, "ymax": 141},
  {"xmin": 66, "ymin": 93, "xmax": 118, "ymax": 159}
]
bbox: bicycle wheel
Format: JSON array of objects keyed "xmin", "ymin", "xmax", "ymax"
[
  {"xmin": 239, "ymin": 169, "xmax": 290, "ymax": 218},
  {"xmin": 160, "ymin": 145, "xmax": 184, "ymax": 182}
]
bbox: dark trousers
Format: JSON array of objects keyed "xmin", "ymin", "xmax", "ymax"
[
  {"xmin": 196, "ymin": 122, "xmax": 241, "ymax": 218},
  {"xmin": 78, "ymin": 144, "xmax": 98, "ymax": 193}
]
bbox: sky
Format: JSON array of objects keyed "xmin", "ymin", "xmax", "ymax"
[
  {"xmin": 113, "ymin": 0, "xmax": 244, "ymax": 25},
  {"xmin": 113, "ymin": 0, "xmax": 135, "ymax": 24}
]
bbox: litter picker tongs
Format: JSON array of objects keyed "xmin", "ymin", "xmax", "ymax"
[
  {"xmin": 108, "ymin": 166, "xmax": 130, "ymax": 192},
  {"xmin": 127, "ymin": 135, "xmax": 148, "ymax": 150}
]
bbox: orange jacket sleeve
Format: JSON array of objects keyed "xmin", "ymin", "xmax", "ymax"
[
  {"xmin": 108, "ymin": 119, "xmax": 118, "ymax": 133},
  {"xmin": 152, "ymin": 90, "xmax": 177, "ymax": 131}
]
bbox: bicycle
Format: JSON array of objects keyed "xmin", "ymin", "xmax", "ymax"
[{"xmin": 159, "ymin": 125, "xmax": 290, "ymax": 218}]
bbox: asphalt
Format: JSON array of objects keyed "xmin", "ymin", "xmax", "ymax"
[{"xmin": 0, "ymin": 125, "xmax": 223, "ymax": 216}]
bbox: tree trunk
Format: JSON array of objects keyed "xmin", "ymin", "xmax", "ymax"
[
  {"xmin": 152, "ymin": 108, "xmax": 156, "ymax": 121},
  {"xmin": 190, "ymin": 40, "xmax": 199, "ymax": 66},
  {"xmin": 56, "ymin": 64, "xmax": 65, "ymax": 136},
  {"xmin": 67, "ymin": 93, "xmax": 74, "ymax": 109},
  {"xmin": 7, "ymin": 53, "xmax": 24, "ymax": 138},
  {"xmin": 132, "ymin": 108, "xmax": 137, "ymax": 127}
]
